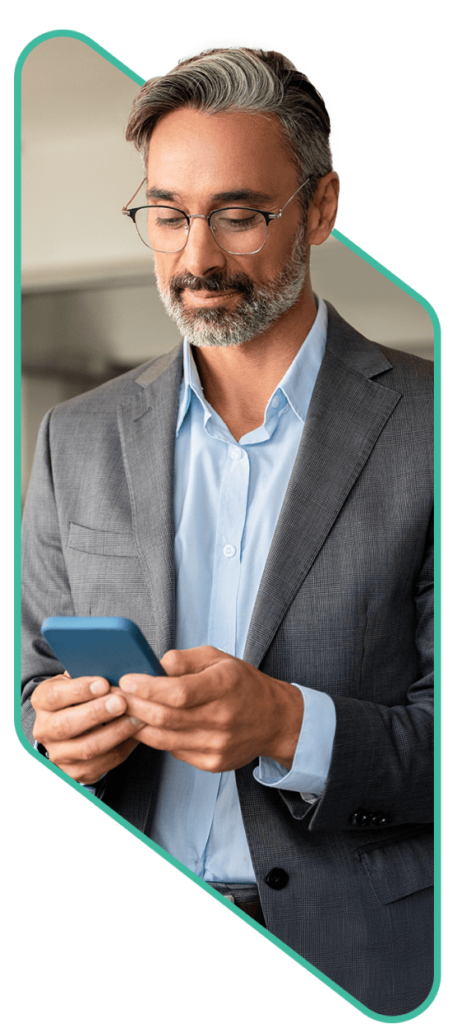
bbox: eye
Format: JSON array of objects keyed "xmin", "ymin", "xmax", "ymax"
[
  {"xmin": 213, "ymin": 210, "xmax": 262, "ymax": 232},
  {"xmin": 148, "ymin": 208, "xmax": 187, "ymax": 230}
]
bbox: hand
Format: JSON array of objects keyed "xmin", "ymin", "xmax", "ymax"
[
  {"xmin": 31, "ymin": 674, "xmax": 144, "ymax": 785},
  {"xmin": 118, "ymin": 646, "xmax": 304, "ymax": 773}
]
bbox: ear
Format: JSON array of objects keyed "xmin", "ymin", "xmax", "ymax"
[{"xmin": 305, "ymin": 171, "xmax": 340, "ymax": 246}]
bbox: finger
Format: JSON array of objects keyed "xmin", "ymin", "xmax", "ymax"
[
  {"xmin": 161, "ymin": 646, "xmax": 228, "ymax": 677},
  {"xmin": 31, "ymin": 675, "xmax": 111, "ymax": 712},
  {"xmin": 132, "ymin": 719, "xmax": 226, "ymax": 754},
  {"xmin": 136, "ymin": 730, "xmax": 232, "ymax": 772},
  {"xmin": 56, "ymin": 736, "xmax": 140, "ymax": 786},
  {"xmin": 119, "ymin": 658, "xmax": 234, "ymax": 709},
  {"xmin": 40, "ymin": 691, "xmax": 130, "ymax": 743},
  {"xmin": 47, "ymin": 713, "xmax": 145, "ymax": 765},
  {"xmin": 117, "ymin": 692, "xmax": 192, "ymax": 730}
]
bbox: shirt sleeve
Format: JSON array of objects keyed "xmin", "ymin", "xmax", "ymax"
[{"xmin": 253, "ymin": 684, "xmax": 336, "ymax": 801}]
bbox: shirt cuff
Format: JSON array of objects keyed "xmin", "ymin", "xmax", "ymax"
[
  {"xmin": 253, "ymin": 684, "xmax": 336, "ymax": 799},
  {"xmin": 34, "ymin": 739, "xmax": 50, "ymax": 759}
]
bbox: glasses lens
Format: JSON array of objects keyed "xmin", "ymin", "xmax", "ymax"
[
  {"xmin": 135, "ymin": 206, "xmax": 188, "ymax": 252},
  {"xmin": 210, "ymin": 209, "xmax": 268, "ymax": 254},
  {"xmin": 132, "ymin": 206, "xmax": 269, "ymax": 254}
]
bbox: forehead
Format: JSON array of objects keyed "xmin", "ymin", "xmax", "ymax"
[{"xmin": 146, "ymin": 108, "xmax": 298, "ymax": 201}]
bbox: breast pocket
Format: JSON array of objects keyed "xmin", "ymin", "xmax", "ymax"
[
  {"xmin": 356, "ymin": 826, "xmax": 433, "ymax": 905},
  {"xmin": 66, "ymin": 523, "xmax": 151, "ymax": 629},
  {"xmin": 68, "ymin": 523, "xmax": 138, "ymax": 558}
]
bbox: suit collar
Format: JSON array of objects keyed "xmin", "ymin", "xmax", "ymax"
[
  {"xmin": 134, "ymin": 343, "xmax": 183, "ymax": 389},
  {"xmin": 324, "ymin": 301, "xmax": 393, "ymax": 379}
]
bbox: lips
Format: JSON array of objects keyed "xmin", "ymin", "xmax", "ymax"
[
  {"xmin": 183, "ymin": 289, "xmax": 238, "ymax": 302},
  {"xmin": 169, "ymin": 271, "xmax": 254, "ymax": 302}
]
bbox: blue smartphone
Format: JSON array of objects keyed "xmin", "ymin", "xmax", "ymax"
[{"xmin": 41, "ymin": 616, "xmax": 166, "ymax": 685}]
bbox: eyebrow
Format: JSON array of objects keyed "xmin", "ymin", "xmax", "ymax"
[{"xmin": 145, "ymin": 186, "xmax": 275, "ymax": 208}]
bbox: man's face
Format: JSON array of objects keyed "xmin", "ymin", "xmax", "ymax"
[{"xmin": 146, "ymin": 108, "xmax": 310, "ymax": 347}]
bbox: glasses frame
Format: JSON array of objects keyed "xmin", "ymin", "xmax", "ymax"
[{"xmin": 121, "ymin": 176, "xmax": 311, "ymax": 255}]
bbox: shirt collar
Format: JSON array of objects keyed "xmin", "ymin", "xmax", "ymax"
[
  {"xmin": 272, "ymin": 297, "xmax": 327, "ymax": 424},
  {"xmin": 176, "ymin": 337, "xmax": 206, "ymax": 434},
  {"xmin": 176, "ymin": 297, "xmax": 328, "ymax": 436}
]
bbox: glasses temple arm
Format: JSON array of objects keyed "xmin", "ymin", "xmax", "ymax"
[
  {"xmin": 122, "ymin": 177, "xmax": 147, "ymax": 213},
  {"xmin": 277, "ymin": 175, "xmax": 312, "ymax": 216}
]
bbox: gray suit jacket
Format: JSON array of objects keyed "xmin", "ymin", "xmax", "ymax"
[{"xmin": 22, "ymin": 303, "xmax": 434, "ymax": 1015}]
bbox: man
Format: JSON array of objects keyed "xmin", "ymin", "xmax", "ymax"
[{"xmin": 22, "ymin": 48, "xmax": 434, "ymax": 1015}]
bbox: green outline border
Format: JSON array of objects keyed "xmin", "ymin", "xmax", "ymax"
[{"xmin": 12, "ymin": 25, "xmax": 460, "ymax": 1024}]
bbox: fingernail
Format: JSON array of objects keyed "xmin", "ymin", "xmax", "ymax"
[
  {"xmin": 119, "ymin": 677, "xmax": 137, "ymax": 693},
  {"xmin": 106, "ymin": 696, "xmax": 124, "ymax": 714},
  {"xmin": 90, "ymin": 679, "xmax": 107, "ymax": 695},
  {"xmin": 130, "ymin": 717, "xmax": 143, "ymax": 727}
]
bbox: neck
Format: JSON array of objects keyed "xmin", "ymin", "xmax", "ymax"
[{"xmin": 192, "ymin": 281, "xmax": 317, "ymax": 441}]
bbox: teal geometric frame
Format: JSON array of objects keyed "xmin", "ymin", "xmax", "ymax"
[{"xmin": 9, "ymin": 28, "xmax": 458, "ymax": 1019}]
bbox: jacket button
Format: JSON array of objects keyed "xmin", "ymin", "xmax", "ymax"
[
  {"xmin": 349, "ymin": 810, "xmax": 369, "ymax": 826},
  {"xmin": 264, "ymin": 868, "xmax": 289, "ymax": 890},
  {"xmin": 350, "ymin": 810, "xmax": 392, "ymax": 827}
]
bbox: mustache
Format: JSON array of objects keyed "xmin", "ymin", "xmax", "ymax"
[{"xmin": 168, "ymin": 271, "xmax": 255, "ymax": 299}]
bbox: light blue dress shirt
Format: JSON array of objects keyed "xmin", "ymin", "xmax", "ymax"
[{"xmin": 150, "ymin": 298, "xmax": 336, "ymax": 882}]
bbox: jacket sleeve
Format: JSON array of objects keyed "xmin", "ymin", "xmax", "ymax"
[
  {"xmin": 277, "ymin": 514, "xmax": 434, "ymax": 830},
  {"xmin": 21, "ymin": 409, "xmax": 75, "ymax": 745}
]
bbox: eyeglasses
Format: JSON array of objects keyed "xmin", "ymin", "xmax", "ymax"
[{"xmin": 121, "ymin": 177, "xmax": 311, "ymax": 255}]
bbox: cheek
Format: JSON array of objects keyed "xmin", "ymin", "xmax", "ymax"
[{"xmin": 153, "ymin": 258, "xmax": 170, "ymax": 294}]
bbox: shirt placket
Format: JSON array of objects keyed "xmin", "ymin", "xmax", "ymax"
[{"xmin": 208, "ymin": 444, "xmax": 250, "ymax": 655}]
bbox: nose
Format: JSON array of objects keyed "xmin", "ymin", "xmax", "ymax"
[{"xmin": 180, "ymin": 216, "xmax": 227, "ymax": 278}]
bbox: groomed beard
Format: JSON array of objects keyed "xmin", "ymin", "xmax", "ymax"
[{"xmin": 155, "ymin": 223, "xmax": 308, "ymax": 348}]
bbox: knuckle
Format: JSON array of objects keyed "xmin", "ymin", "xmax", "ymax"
[
  {"xmin": 87, "ymin": 700, "xmax": 106, "ymax": 727},
  {"xmin": 226, "ymin": 661, "xmax": 240, "ymax": 683},
  {"xmin": 214, "ymin": 703, "xmax": 232, "ymax": 727},
  {"xmin": 154, "ymin": 705, "xmax": 169, "ymax": 728},
  {"xmin": 32, "ymin": 716, "xmax": 45, "ymax": 742},
  {"xmin": 77, "ymin": 736, "xmax": 96, "ymax": 762},
  {"xmin": 32, "ymin": 679, "xmax": 56, "ymax": 710},
  {"xmin": 207, "ymin": 753, "xmax": 224, "ymax": 773},
  {"xmin": 162, "ymin": 648, "xmax": 181, "ymax": 673},
  {"xmin": 50, "ymin": 713, "xmax": 70, "ymax": 742},
  {"xmin": 61, "ymin": 761, "xmax": 94, "ymax": 784},
  {"xmin": 172, "ymin": 683, "xmax": 189, "ymax": 709},
  {"xmin": 210, "ymin": 730, "xmax": 229, "ymax": 754},
  {"xmin": 72, "ymin": 769, "xmax": 88, "ymax": 783}
]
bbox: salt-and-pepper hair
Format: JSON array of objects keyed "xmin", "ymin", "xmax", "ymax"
[{"xmin": 125, "ymin": 48, "xmax": 333, "ymax": 210}]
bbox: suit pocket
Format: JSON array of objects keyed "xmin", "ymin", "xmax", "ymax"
[
  {"xmin": 357, "ymin": 827, "xmax": 433, "ymax": 905},
  {"xmin": 66, "ymin": 522, "xmax": 150, "ymax": 623},
  {"xmin": 68, "ymin": 523, "xmax": 137, "ymax": 558}
]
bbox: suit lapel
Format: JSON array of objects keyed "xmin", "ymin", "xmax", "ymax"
[
  {"xmin": 244, "ymin": 306, "xmax": 402, "ymax": 667},
  {"xmin": 117, "ymin": 345, "xmax": 183, "ymax": 657},
  {"xmin": 115, "ymin": 310, "xmax": 402, "ymax": 669}
]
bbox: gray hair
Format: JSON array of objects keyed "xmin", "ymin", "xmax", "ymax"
[{"xmin": 125, "ymin": 48, "xmax": 333, "ymax": 210}]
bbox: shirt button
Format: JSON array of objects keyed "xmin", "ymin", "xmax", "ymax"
[
  {"xmin": 271, "ymin": 396, "xmax": 280, "ymax": 408},
  {"xmin": 230, "ymin": 447, "xmax": 242, "ymax": 460},
  {"xmin": 223, "ymin": 544, "xmax": 236, "ymax": 558}
]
